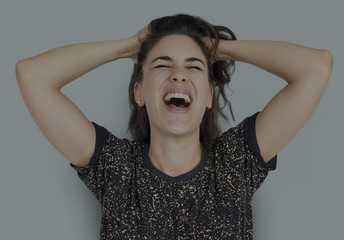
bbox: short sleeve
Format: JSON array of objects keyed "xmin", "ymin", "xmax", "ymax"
[
  {"xmin": 72, "ymin": 123, "xmax": 141, "ymax": 203},
  {"xmin": 242, "ymin": 112, "xmax": 277, "ymax": 194},
  {"xmin": 71, "ymin": 122, "xmax": 108, "ymax": 174},
  {"xmin": 214, "ymin": 112, "xmax": 277, "ymax": 196},
  {"xmin": 243, "ymin": 112, "xmax": 277, "ymax": 171},
  {"xmin": 70, "ymin": 122, "xmax": 137, "ymax": 203},
  {"xmin": 70, "ymin": 122, "xmax": 109, "ymax": 201}
]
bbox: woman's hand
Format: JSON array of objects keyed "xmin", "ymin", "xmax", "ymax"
[
  {"xmin": 214, "ymin": 39, "xmax": 235, "ymax": 62},
  {"xmin": 131, "ymin": 25, "xmax": 150, "ymax": 63},
  {"xmin": 203, "ymin": 38, "xmax": 235, "ymax": 63}
]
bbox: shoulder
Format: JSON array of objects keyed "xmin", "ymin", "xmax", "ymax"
[
  {"xmin": 94, "ymin": 123, "xmax": 144, "ymax": 164},
  {"xmin": 72, "ymin": 122, "xmax": 143, "ymax": 174},
  {"xmin": 209, "ymin": 112, "xmax": 276, "ymax": 170},
  {"xmin": 93, "ymin": 122, "xmax": 142, "ymax": 150},
  {"xmin": 210, "ymin": 113, "xmax": 255, "ymax": 154},
  {"xmin": 206, "ymin": 113, "xmax": 276, "ymax": 194}
]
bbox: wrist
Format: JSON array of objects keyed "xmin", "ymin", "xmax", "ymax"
[
  {"xmin": 216, "ymin": 40, "xmax": 235, "ymax": 61},
  {"xmin": 117, "ymin": 36, "xmax": 140, "ymax": 58}
]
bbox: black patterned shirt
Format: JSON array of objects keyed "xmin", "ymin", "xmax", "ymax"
[{"xmin": 71, "ymin": 112, "xmax": 277, "ymax": 239}]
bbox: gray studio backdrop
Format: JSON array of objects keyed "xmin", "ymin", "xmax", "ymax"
[{"xmin": 1, "ymin": 0, "xmax": 343, "ymax": 239}]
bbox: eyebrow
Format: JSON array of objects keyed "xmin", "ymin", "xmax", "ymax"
[{"xmin": 151, "ymin": 56, "xmax": 205, "ymax": 66}]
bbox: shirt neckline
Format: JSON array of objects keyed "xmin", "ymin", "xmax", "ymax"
[{"xmin": 142, "ymin": 143, "xmax": 208, "ymax": 183}]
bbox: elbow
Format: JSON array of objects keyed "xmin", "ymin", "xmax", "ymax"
[
  {"xmin": 15, "ymin": 59, "xmax": 43, "ymax": 89},
  {"xmin": 287, "ymin": 49, "xmax": 333, "ymax": 85},
  {"xmin": 15, "ymin": 59, "xmax": 31, "ymax": 86},
  {"xmin": 15, "ymin": 60, "xmax": 24, "ymax": 83},
  {"xmin": 319, "ymin": 50, "xmax": 333, "ymax": 82}
]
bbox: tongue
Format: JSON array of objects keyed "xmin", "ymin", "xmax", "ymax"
[
  {"xmin": 167, "ymin": 98, "xmax": 187, "ymax": 109},
  {"xmin": 170, "ymin": 103, "xmax": 184, "ymax": 109}
]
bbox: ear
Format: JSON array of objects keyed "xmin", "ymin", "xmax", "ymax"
[
  {"xmin": 134, "ymin": 82, "xmax": 144, "ymax": 106},
  {"xmin": 206, "ymin": 85, "xmax": 213, "ymax": 109}
]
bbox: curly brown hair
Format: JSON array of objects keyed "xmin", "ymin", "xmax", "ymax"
[{"xmin": 128, "ymin": 14, "xmax": 236, "ymax": 142}]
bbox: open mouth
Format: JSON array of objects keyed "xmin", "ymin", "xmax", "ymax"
[{"xmin": 163, "ymin": 92, "xmax": 191, "ymax": 109}]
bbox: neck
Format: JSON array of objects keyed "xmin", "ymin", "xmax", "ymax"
[{"xmin": 149, "ymin": 132, "xmax": 202, "ymax": 177}]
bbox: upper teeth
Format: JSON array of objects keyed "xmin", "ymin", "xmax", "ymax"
[{"xmin": 164, "ymin": 93, "xmax": 191, "ymax": 103}]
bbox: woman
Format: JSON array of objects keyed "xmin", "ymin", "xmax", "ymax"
[{"xmin": 16, "ymin": 14, "xmax": 332, "ymax": 239}]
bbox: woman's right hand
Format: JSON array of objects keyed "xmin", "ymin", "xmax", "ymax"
[{"xmin": 130, "ymin": 25, "xmax": 150, "ymax": 63}]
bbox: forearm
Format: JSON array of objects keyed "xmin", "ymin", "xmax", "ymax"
[
  {"xmin": 16, "ymin": 37, "xmax": 138, "ymax": 89},
  {"xmin": 217, "ymin": 40, "xmax": 332, "ymax": 84}
]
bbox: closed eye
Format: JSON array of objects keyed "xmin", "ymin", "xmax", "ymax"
[
  {"xmin": 187, "ymin": 66, "xmax": 202, "ymax": 71},
  {"xmin": 154, "ymin": 65, "xmax": 170, "ymax": 69}
]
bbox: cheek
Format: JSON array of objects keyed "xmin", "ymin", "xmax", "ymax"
[
  {"xmin": 191, "ymin": 74, "xmax": 211, "ymax": 92},
  {"xmin": 141, "ymin": 78, "xmax": 161, "ymax": 103},
  {"xmin": 197, "ymin": 84, "xmax": 212, "ymax": 106},
  {"xmin": 142, "ymin": 69, "xmax": 170, "ymax": 91}
]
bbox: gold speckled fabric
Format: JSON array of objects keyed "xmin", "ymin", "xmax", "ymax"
[{"xmin": 71, "ymin": 112, "xmax": 276, "ymax": 239}]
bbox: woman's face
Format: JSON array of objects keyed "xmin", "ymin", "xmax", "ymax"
[{"xmin": 135, "ymin": 34, "xmax": 213, "ymax": 139}]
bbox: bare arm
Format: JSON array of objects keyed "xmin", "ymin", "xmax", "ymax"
[
  {"xmin": 217, "ymin": 40, "xmax": 333, "ymax": 162},
  {"xmin": 16, "ymin": 31, "xmax": 144, "ymax": 167}
]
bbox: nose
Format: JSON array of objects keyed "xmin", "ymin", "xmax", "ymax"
[{"xmin": 169, "ymin": 68, "xmax": 186, "ymax": 82}]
